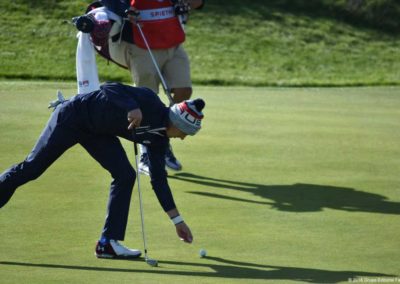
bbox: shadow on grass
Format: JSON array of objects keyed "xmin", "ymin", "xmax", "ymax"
[
  {"xmin": 169, "ymin": 173, "xmax": 400, "ymax": 215},
  {"xmin": 0, "ymin": 257, "xmax": 394, "ymax": 283}
]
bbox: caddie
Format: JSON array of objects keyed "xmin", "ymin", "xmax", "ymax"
[
  {"xmin": 101, "ymin": 0, "xmax": 206, "ymax": 174},
  {"xmin": 0, "ymin": 82, "xmax": 205, "ymax": 259}
]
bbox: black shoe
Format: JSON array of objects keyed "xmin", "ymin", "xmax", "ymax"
[{"xmin": 165, "ymin": 145, "xmax": 182, "ymax": 171}]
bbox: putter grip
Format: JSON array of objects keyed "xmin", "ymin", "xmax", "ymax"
[{"xmin": 132, "ymin": 129, "xmax": 138, "ymax": 155}]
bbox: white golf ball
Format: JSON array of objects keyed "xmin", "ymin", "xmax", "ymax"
[{"xmin": 199, "ymin": 248, "xmax": 207, "ymax": 258}]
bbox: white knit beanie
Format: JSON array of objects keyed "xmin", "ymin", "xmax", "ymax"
[{"xmin": 169, "ymin": 99, "xmax": 205, "ymax": 135}]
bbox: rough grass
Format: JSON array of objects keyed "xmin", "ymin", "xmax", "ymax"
[
  {"xmin": 0, "ymin": 1, "xmax": 400, "ymax": 86},
  {"xmin": 0, "ymin": 81, "xmax": 399, "ymax": 283}
]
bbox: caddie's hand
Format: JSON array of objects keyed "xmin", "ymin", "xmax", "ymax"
[
  {"xmin": 126, "ymin": 7, "xmax": 141, "ymax": 24},
  {"xmin": 127, "ymin": 108, "xmax": 142, "ymax": 130},
  {"xmin": 176, "ymin": 222, "xmax": 193, "ymax": 243}
]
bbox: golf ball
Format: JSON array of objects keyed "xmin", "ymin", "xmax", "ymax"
[{"xmin": 199, "ymin": 248, "xmax": 207, "ymax": 258}]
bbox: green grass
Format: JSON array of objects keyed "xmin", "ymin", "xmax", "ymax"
[
  {"xmin": 0, "ymin": 1, "xmax": 400, "ymax": 86},
  {"xmin": 0, "ymin": 81, "xmax": 399, "ymax": 283}
]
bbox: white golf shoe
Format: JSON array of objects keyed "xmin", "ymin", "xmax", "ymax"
[
  {"xmin": 138, "ymin": 153, "xmax": 150, "ymax": 176},
  {"xmin": 95, "ymin": 239, "xmax": 141, "ymax": 259}
]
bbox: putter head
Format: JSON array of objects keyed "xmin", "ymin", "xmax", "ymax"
[{"xmin": 145, "ymin": 257, "xmax": 158, "ymax": 267}]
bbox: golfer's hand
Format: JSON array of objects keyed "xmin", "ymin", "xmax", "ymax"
[
  {"xmin": 127, "ymin": 108, "xmax": 142, "ymax": 130},
  {"xmin": 176, "ymin": 222, "xmax": 193, "ymax": 243}
]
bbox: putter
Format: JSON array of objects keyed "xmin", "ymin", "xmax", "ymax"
[
  {"xmin": 133, "ymin": 137, "xmax": 158, "ymax": 267},
  {"xmin": 135, "ymin": 22, "xmax": 174, "ymax": 106}
]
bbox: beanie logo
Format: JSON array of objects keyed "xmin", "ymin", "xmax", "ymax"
[
  {"xmin": 178, "ymin": 104, "xmax": 201, "ymax": 126},
  {"xmin": 184, "ymin": 113, "xmax": 196, "ymax": 123},
  {"xmin": 183, "ymin": 113, "xmax": 201, "ymax": 126}
]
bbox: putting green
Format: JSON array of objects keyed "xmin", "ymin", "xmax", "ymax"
[{"xmin": 0, "ymin": 81, "xmax": 399, "ymax": 283}]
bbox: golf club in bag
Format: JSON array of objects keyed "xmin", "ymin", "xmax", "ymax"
[{"xmin": 133, "ymin": 135, "xmax": 158, "ymax": 267}]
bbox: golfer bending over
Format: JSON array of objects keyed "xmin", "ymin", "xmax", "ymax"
[{"xmin": 0, "ymin": 82, "xmax": 205, "ymax": 259}]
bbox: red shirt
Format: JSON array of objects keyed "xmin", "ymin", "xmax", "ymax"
[{"xmin": 131, "ymin": 0, "xmax": 185, "ymax": 49}]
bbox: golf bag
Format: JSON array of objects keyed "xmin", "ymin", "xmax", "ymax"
[{"xmin": 75, "ymin": 1, "xmax": 129, "ymax": 69}]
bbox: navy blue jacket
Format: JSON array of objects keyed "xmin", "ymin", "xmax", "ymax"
[{"xmin": 64, "ymin": 82, "xmax": 175, "ymax": 211}]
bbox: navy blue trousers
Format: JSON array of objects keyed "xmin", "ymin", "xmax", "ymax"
[{"xmin": 0, "ymin": 107, "xmax": 135, "ymax": 241}]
